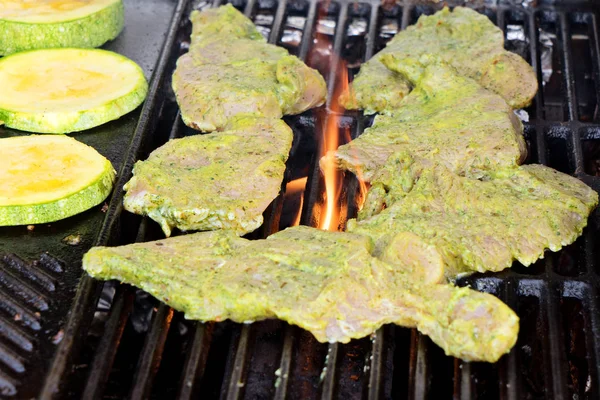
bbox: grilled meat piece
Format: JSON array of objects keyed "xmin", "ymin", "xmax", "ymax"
[
  {"xmin": 339, "ymin": 58, "xmax": 411, "ymax": 114},
  {"xmin": 187, "ymin": 4, "xmax": 265, "ymax": 42},
  {"xmin": 172, "ymin": 4, "xmax": 326, "ymax": 132},
  {"xmin": 348, "ymin": 153, "xmax": 598, "ymax": 278},
  {"xmin": 123, "ymin": 117, "xmax": 292, "ymax": 237},
  {"xmin": 342, "ymin": 6, "xmax": 537, "ymax": 112},
  {"xmin": 329, "ymin": 61, "xmax": 527, "ymax": 181},
  {"xmin": 83, "ymin": 225, "xmax": 519, "ymax": 362}
]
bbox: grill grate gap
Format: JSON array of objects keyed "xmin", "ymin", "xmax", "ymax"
[
  {"xmin": 559, "ymin": 293, "xmax": 594, "ymax": 398},
  {"xmin": 570, "ymin": 14, "xmax": 598, "ymax": 122},
  {"xmin": 538, "ymin": 11, "xmax": 568, "ymax": 122}
]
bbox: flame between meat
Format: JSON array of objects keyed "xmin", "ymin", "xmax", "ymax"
[
  {"xmin": 318, "ymin": 64, "xmax": 345, "ymax": 231},
  {"xmin": 285, "ymin": 177, "xmax": 308, "ymax": 226},
  {"xmin": 341, "ymin": 126, "xmax": 370, "ymax": 211},
  {"xmin": 318, "ymin": 62, "xmax": 369, "ymax": 230}
]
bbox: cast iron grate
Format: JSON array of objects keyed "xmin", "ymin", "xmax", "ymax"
[{"xmin": 0, "ymin": 0, "xmax": 599, "ymax": 398}]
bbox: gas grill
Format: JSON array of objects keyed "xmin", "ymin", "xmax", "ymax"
[{"xmin": 0, "ymin": 0, "xmax": 599, "ymax": 398}]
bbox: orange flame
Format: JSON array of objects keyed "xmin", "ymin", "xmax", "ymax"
[
  {"xmin": 341, "ymin": 127, "xmax": 370, "ymax": 212},
  {"xmin": 311, "ymin": 6, "xmax": 370, "ymax": 230},
  {"xmin": 355, "ymin": 171, "xmax": 370, "ymax": 212},
  {"xmin": 285, "ymin": 177, "xmax": 307, "ymax": 226},
  {"xmin": 318, "ymin": 64, "xmax": 371, "ymax": 229},
  {"xmin": 318, "ymin": 64, "xmax": 348, "ymax": 231}
]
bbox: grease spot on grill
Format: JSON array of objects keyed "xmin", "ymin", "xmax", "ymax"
[
  {"xmin": 62, "ymin": 234, "xmax": 82, "ymax": 246},
  {"xmin": 52, "ymin": 329, "xmax": 64, "ymax": 345}
]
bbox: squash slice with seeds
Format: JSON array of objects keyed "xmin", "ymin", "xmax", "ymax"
[
  {"xmin": 0, "ymin": 135, "xmax": 116, "ymax": 226},
  {"xmin": 0, "ymin": 48, "xmax": 148, "ymax": 133},
  {"xmin": 0, "ymin": 0, "xmax": 124, "ymax": 55}
]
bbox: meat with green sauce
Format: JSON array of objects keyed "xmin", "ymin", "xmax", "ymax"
[
  {"xmin": 348, "ymin": 153, "xmax": 599, "ymax": 278},
  {"xmin": 328, "ymin": 59, "xmax": 527, "ymax": 181},
  {"xmin": 123, "ymin": 117, "xmax": 292, "ymax": 237},
  {"xmin": 83, "ymin": 225, "xmax": 519, "ymax": 362},
  {"xmin": 172, "ymin": 4, "xmax": 326, "ymax": 132},
  {"xmin": 342, "ymin": 6, "xmax": 537, "ymax": 113}
]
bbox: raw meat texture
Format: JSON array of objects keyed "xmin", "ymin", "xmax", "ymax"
[
  {"xmin": 342, "ymin": 6, "xmax": 537, "ymax": 113},
  {"xmin": 348, "ymin": 153, "xmax": 599, "ymax": 278},
  {"xmin": 83, "ymin": 225, "xmax": 519, "ymax": 362},
  {"xmin": 172, "ymin": 4, "xmax": 326, "ymax": 132},
  {"xmin": 329, "ymin": 60, "xmax": 527, "ymax": 181},
  {"xmin": 123, "ymin": 117, "xmax": 292, "ymax": 237}
]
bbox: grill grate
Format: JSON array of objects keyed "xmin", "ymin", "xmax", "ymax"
[{"xmin": 0, "ymin": 0, "xmax": 599, "ymax": 398}]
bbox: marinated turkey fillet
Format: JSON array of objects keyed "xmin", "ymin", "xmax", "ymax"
[
  {"xmin": 328, "ymin": 59, "xmax": 527, "ymax": 181},
  {"xmin": 342, "ymin": 6, "xmax": 537, "ymax": 113},
  {"xmin": 83, "ymin": 225, "xmax": 518, "ymax": 362},
  {"xmin": 172, "ymin": 4, "xmax": 326, "ymax": 132},
  {"xmin": 123, "ymin": 117, "xmax": 292, "ymax": 237},
  {"xmin": 349, "ymin": 153, "xmax": 599, "ymax": 279}
]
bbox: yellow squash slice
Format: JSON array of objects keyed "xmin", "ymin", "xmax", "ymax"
[
  {"xmin": 0, "ymin": 48, "xmax": 148, "ymax": 134},
  {"xmin": 0, "ymin": 0, "xmax": 124, "ymax": 55},
  {"xmin": 0, "ymin": 135, "xmax": 116, "ymax": 226}
]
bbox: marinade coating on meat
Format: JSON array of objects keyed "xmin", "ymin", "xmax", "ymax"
[
  {"xmin": 348, "ymin": 153, "xmax": 599, "ymax": 278},
  {"xmin": 172, "ymin": 4, "xmax": 326, "ymax": 132},
  {"xmin": 339, "ymin": 58, "xmax": 411, "ymax": 114},
  {"xmin": 329, "ymin": 60, "xmax": 527, "ymax": 182},
  {"xmin": 83, "ymin": 225, "xmax": 519, "ymax": 362},
  {"xmin": 187, "ymin": 4, "xmax": 265, "ymax": 42},
  {"xmin": 342, "ymin": 6, "xmax": 537, "ymax": 113},
  {"xmin": 123, "ymin": 117, "xmax": 293, "ymax": 237}
]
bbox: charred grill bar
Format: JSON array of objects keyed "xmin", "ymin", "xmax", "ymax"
[{"xmin": 0, "ymin": 0, "xmax": 599, "ymax": 398}]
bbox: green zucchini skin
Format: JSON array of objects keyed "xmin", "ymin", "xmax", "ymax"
[
  {"xmin": 0, "ymin": 160, "xmax": 116, "ymax": 226},
  {"xmin": 0, "ymin": 1, "xmax": 124, "ymax": 56},
  {"xmin": 0, "ymin": 79, "xmax": 148, "ymax": 134},
  {"xmin": 0, "ymin": 49, "xmax": 148, "ymax": 134}
]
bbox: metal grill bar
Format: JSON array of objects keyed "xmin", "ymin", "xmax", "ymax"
[
  {"xmin": 544, "ymin": 282, "xmax": 569, "ymax": 399},
  {"xmin": 498, "ymin": 281, "xmax": 519, "ymax": 400},
  {"xmin": 559, "ymin": 13, "xmax": 586, "ymax": 174},
  {"xmin": 454, "ymin": 359, "xmax": 471, "ymax": 399},
  {"xmin": 299, "ymin": 0, "xmax": 319, "ymax": 62},
  {"xmin": 177, "ymin": 322, "xmax": 212, "ymax": 399},
  {"xmin": 365, "ymin": 4, "xmax": 379, "ymax": 61},
  {"xmin": 591, "ymin": 13, "xmax": 600, "ymax": 121},
  {"xmin": 129, "ymin": 304, "xmax": 174, "ymax": 399},
  {"xmin": 560, "ymin": 12, "xmax": 580, "ymax": 123},
  {"xmin": 320, "ymin": 344, "xmax": 339, "ymax": 400},
  {"xmin": 367, "ymin": 328, "xmax": 385, "ymax": 400},
  {"xmin": 586, "ymin": 286, "xmax": 600, "ymax": 399},
  {"xmin": 528, "ymin": 11, "xmax": 547, "ymax": 169},
  {"xmin": 243, "ymin": 0, "xmax": 256, "ymax": 17},
  {"xmin": 408, "ymin": 331, "xmax": 428, "ymax": 400},
  {"xmin": 273, "ymin": 325, "xmax": 296, "ymax": 400},
  {"xmin": 224, "ymin": 325, "xmax": 252, "ymax": 399},
  {"xmin": 324, "ymin": 4, "xmax": 348, "ymax": 108},
  {"xmin": 81, "ymin": 287, "xmax": 134, "ymax": 400},
  {"xmin": 269, "ymin": 0, "xmax": 289, "ymax": 43},
  {"xmin": 400, "ymin": 4, "xmax": 411, "ymax": 31}
]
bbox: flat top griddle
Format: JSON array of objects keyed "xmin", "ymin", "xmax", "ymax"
[{"xmin": 1, "ymin": 0, "xmax": 600, "ymax": 398}]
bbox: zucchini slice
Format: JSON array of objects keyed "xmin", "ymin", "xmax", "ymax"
[
  {"xmin": 0, "ymin": 48, "xmax": 148, "ymax": 133},
  {"xmin": 0, "ymin": 0, "xmax": 124, "ymax": 55},
  {"xmin": 0, "ymin": 135, "xmax": 116, "ymax": 226}
]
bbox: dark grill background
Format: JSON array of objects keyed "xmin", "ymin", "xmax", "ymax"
[{"xmin": 0, "ymin": 0, "xmax": 600, "ymax": 398}]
